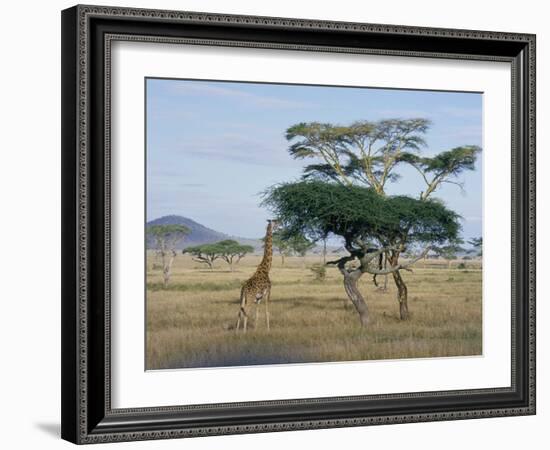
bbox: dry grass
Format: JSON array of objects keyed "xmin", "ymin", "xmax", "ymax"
[{"xmin": 146, "ymin": 253, "xmax": 482, "ymax": 370}]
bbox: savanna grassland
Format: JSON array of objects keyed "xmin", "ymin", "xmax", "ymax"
[{"xmin": 146, "ymin": 251, "xmax": 482, "ymax": 370}]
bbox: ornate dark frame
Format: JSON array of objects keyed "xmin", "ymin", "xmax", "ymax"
[{"xmin": 61, "ymin": 4, "xmax": 536, "ymax": 445}]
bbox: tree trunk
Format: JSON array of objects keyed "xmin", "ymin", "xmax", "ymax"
[
  {"xmin": 163, "ymin": 252, "xmax": 175, "ymax": 289},
  {"xmin": 392, "ymin": 269, "xmax": 409, "ymax": 320},
  {"xmin": 342, "ymin": 270, "xmax": 369, "ymax": 327}
]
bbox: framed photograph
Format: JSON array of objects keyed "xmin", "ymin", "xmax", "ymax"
[{"xmin": 61, "ymin": 4, "xmax": 536, "ymax": 444}]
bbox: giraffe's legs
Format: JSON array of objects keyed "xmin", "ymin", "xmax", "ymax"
[
  {"xmin": 243, "ymin": 314, "xmax": 248, "ymax": 333},
  {"xmin": 235, "ymin": 310, "xmax": 242, "ymax": 333},
  {"xmin": 254, "ymin": 302, "xmax": 260, "ymax": 329},
  {"xmin": 265, "ymin": 287, "xmax": 271, "ymax": 331}
]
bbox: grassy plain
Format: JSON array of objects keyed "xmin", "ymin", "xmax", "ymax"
[{"xmin": 146, "ymin": 252, "xmax": 482, "ymax": 370}]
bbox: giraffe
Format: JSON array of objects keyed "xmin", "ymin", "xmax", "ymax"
[{"xmin": 235, "ymin": 219, "xmax": 278, "ymax": 333}]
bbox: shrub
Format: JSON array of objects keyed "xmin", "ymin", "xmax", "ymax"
[{"xmin": 310, "ymin": 264, "xmax": 327, "ymax": 281}]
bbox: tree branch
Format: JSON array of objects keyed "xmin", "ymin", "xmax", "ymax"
[
  {"xmin": 360, "ymin": 246, "xmax": 431, "ymax": 275},
  {"xmin": 326, "ymin": 255, "xmax": 357, "ymax": 275}
]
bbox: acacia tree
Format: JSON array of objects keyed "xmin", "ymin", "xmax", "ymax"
[
  {"xmin": 268, "ymin": 229, "xmax": 315, "ymax": 266},
  {"xmin": 436, "ymin": 240, "xmax": 466, "ymax": 269},
  {"xmin": 286, "ymin": 232, "xmax": 315, "ymax": 266},
  {"xmin": 263, "ymin": 181, "xmax": 460, "ymax": 327},
  {"xmin": 184, "ymin": 243, "xmax": 220, "ymax": 270},
  {"xmin": 271, "ymin": 231, "xmax": 293, "ymax": 266},
  {"xmin": 184, "ymin": 240, "xmax": 253, "ymax": 271},
  {"xmin": 285, "ymin": 119, "xmax": 480, "ymax": 319},
  {"xmin": 216, "ymin": 240, "xmax": 254, "ymax": 271},
  {"xmin": 147, "ymin": 224, "xmax": 190, "ymax": 288}
]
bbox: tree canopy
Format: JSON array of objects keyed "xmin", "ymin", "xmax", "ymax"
[
  {"xmin": 401, "ymin": 145, "xmax": 481, "ymax": 199},
  {"xmin": 147, "ymin": 224, "xmax": 191, "ymax": 245},
  {"xmin": 286, "ymin": 119, "xmax": 430, "ymax": 193},
  {"xmin": 216, "ymin": 240, "xmax": 255, "ymax": 271},
  {"xmin": 262, "ymin": 181, "xmax": 461, "ymax": 251},
  {"xmin": 285, "ymin": 119, "xmax": 480, "ymax": 201},
  {"xmin": 184, "ymin": 240, "xmax": 254, "ymax": 270}
]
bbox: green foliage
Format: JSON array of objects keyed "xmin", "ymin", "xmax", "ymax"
[
  {"xmin": 183, "ymin": 243, "xmax": 220, "ymax": 269},
  {"xmin": 468, "ymin": 236, "xmax": 483, "ymax": 256},
  {"xmin": 267, "ymin": 229, "xmax": 315, "ymax": 258},
  {"xmin": 402, "ymin": 145, "xmax": 481, "ymax": 199},
  {"xmin": 285, "ymin": 119, "xmax": 431, "ymax": 191},
  {"xmin": 284, "ymin": 119, "xmax": 480, "ymax": 203},
  {"xmin": 435, "ymin": 240, "xmax": 465, "ymax": 260},
  {"xmin": 405, "ymin": 146, "xmax": 480, "ymax": 175},
  {"xmin": 147, "ymin": 224, "xmax": 191, "ymax": 253},
  {"xmin": 283, "ymin": 233, "xmax": 316, "ymax": 257},
  {"xmin": 382, "ymin": 195, "xmax": 462, "ymax": 244},
  {"xmin": 271, "ymin": 231, "xmax": 293, "ymax": 258},
  {"xmin": 215, "ymin": 240, "xmax": 254, "ymax": 256},
  {"xmin": 183, "ymin": 240, "xmax": 253, "ymax": 270},
  {"xmin": 184, "ymin": 243, "xmax": 219, "ymax": 257},
  {"xmin": 262, "ymin": 181, "xmax": 461, "ymax": 248}
]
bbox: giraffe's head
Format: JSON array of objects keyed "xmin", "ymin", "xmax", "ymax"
[{"xmin": 267, "ymin": 219, "xmax": 281, "ymax": 232}]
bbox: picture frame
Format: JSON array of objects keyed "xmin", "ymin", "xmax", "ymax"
[{"xmin": 61, "ymin": 4, "xmax": 536, "ymax": 444}]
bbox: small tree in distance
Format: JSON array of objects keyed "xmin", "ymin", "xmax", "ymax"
[
  {"xmin": 217, "ymin": 240, "xmax": 254, "ymax": 271},
  {"xmin": 287, "ymin": 233, "xmax": 316, "ymax": 267},
  {"xmin": 267, "ymin": 229, "xmax": 315, "ymax": 267},
  {"xmin": 468, "ymin": 237, "xmax": 483, "ymax": 257},
  {"xmin": 184, "ymin": 243, "xmax": 221, "ymax": 270},
  {"xmin": 184, "ymin": 240, "xmax": 253, "ymax": 271},
  {"xmin": 435, "ymin": 240, "xmax": 465, "ymax": 269},
  {"xmin": 272, "ymin": 231, "xmax": 292, "ymax": 266},
  {"xmin": 147, "ymin": 224, "xmax": 190, "ymax": 288}
]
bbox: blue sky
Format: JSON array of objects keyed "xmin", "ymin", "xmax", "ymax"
[{"xmin": 146, "ymin": 78, "xmax": 482, "ymax": 242}]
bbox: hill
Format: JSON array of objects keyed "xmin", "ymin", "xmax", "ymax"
[{"xmin": 146, "ymin": 215, "xmax": 261, "ymax": 250}]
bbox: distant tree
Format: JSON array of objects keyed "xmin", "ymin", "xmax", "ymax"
[
  {"xmin": 147, "ymin": 224, "xmax": 190, "ymax": 288},
  {"xmin": 216, "ymin": 240, "xmax": 254, "ymax": 271},
  {"xmin": 435, "ymin": 240, "xmax": 465, "ymax": 269},
  {"xmin": 286, "ymin": 233, "xmax": 316, "ymax": 259},
  {"xmin": 271, "ymin": 231, "xmax": 293, "ymax": 266},
  {"xmin": 468, "ymin": 237, "xmax": 483, "ymax": 257},
  {"xmin": 183, "ymin": 243, "xmax": 221, "ymax": 270},
  {"xmin": 184, "ymin": 240, "xmax": 254, "ymax": 271},
  {"xmin": 268, "ymin": 229, "xmax": 315, "ymax": 266}
]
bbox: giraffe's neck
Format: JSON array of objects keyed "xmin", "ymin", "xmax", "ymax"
[{"xmin": 258, "ymin": 223, "xmax": 273, "ymax": 272}]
